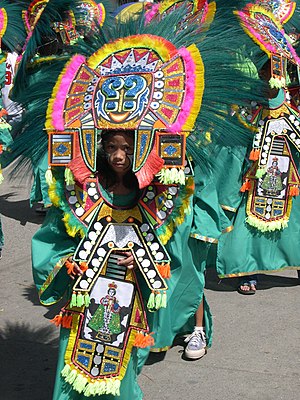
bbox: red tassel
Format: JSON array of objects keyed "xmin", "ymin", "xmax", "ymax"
[
  {"xmin": 61, "ymin": 314, "xmax": 73, "ymax": 328},
  {"xmin": 289, "ymin": 186, "xmax": 299, "ymax": 197},
  {"xmin": 240, "ymin": 179, "xmax": 251, "ymax": 192},
  {"xmin": 249, "ymin": 149, "xmax": 260, "ymax": 161},
  {"xmin": 68, "ymin": 134, "xmax": 91, "ymax": 184},
  {"xmin": 157, "ymin": 263, "xmax": 171, "ymax": 279},
  {"xmin": 134, "ymin": 332, "xmax": 155, "ymax": 348},
  {"xmin": 65, "ymin": 259, "xmax": 76, "ymax": 275},
  {"xmin": 0, "ymin": 144, "xmax": 3, "ymax": 154},
  {"xmin": 135, "ymin": 148, "xmax": 164, "ymax": 189},
  {"xmin": 51, "ymin": 313, "xmax": 63, "ymax": 327},
  {"xmin": 0, "ymin": 109, "xmax": 8, "ymax": 118},
  {"xmin": 80, "ymin": 262, "xmax": 88, "ymax": 272}
]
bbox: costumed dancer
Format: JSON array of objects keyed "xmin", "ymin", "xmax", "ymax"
[
  {"xmin": 0, "ymin": 0, "xmax": 26, "ymax": 258},
  {"xmin": 8, "ymin": 3, "xmax": 218, "ymax": 398},
  {"xmin": 216, "ymin": 1, "xmax": 300, "ymax": 293}
]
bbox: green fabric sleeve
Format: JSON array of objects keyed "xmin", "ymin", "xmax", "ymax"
[
  {"xmin": 31, "ymin": 206, "xmax": 80, "ymax": 305},
  {"xmin": 191, "ymin": 165, "xmax": 232, "ymax": 242}
]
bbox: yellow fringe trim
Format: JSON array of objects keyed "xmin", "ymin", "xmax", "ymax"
[
  {"xmin": 62, "ymin": 213, "xmax": 85, "ymax": 238},
  {"xmin": 206, "ymin": 2, "xmax": 216, "ymax": 27},
  {"xmin": 158, "ymin": 177, "xmax": 194, "ymax": 245},
  {"xmin": 87, "ymin": 35, "xmax": 177, "ymax": 70},
  {"xmin": 48, "ymin": 180, "xmax": 60, "ymax": 206},
  {"xmin": 246, "ymin": 214, "xmax": 289, "ymax": 232},
  {"xmin": 39, "ymin": 254, "xmax": 73, "ymax": 305},
  {"xmin": 150, "ymin": 345, "xmax": 171, "ymax": 353},
  {"xmin": 48, "ymin": 179, "xmax": 85, "ymax": 238},
  {"xmin": 221, "ymin": 204, "xmax": 237, "ymax": 213},
  {"xmin": 0, "ymin": 8, "xmax": 8, "ymax": 37}
]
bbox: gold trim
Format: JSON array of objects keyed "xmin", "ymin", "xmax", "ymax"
[
  {"xmin": 221, "ymin": 204, "xmax": 237, "ymax": 212},
  {"xmin": 39, "ymin": 254, "xmax": 72, "ymax": 305},
  {"xmin": 222, "ymin": 225, "xmax": 234, "ymax": 234},
  {"xmin": 190, "ymin": 233, "xmax": 218, "ymax": 244},
  {"xmin": 150, "ymin": 346, "xmax": 171, "ymax": 353}
]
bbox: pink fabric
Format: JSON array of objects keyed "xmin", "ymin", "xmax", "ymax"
[
  {"xmin": 168, "ymin": 48, "xmax": 197, "ymax": 133},
  {"xmin": 145, "ymin": 3, "xmax": 160, "ymax": 24},
  {"xmin": 52, "ymin": 55, "xmax": 86, "ymax": 131}
]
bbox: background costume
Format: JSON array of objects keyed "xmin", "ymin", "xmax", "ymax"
[
  {"xmin": 216, "ymin": 1, "xmax": 300, "ymax": 279},
  {"xmin": 0, "ymin": 0, "xmax": 26, "ymax": 255}
]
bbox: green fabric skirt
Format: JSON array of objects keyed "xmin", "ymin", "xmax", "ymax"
[{"xmin": 217, "ymin": 195, "xmax": 300, "ymax": 277}]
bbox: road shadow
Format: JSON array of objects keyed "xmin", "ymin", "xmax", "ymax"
[
  {"xmin": 0, "ymin": 194, "xmax": 44, "ymax": 225},
  {"xmin": 22, "ymin": 284, "xmax": 68, "ymax": 320},
  {"xmin": 205, "ymin": 266, "xmax": 300, "ymax": 292},
  {"xmin": 0, "ymin": 322, "xmax": 58, "ymax": 400},
  {"xmin": 205, "ymin": 267, "xmax": 239, "ymax": 292},
  {"xmin": 255, "ymin": 272, "xmax": 300, "ymax": 290},
  {"xmin": 144, "ymin": 350, "xmax": 167, "ymax": 366}
]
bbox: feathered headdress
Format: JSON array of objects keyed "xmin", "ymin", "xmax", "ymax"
[
  {"xmin": 0, "ymin": 0, "xmax": 26, "ymax": 53},
  {"xmin": 5, "ymin": 3, "xmax": 266, "ymax": 187},
  {"xmin": 235, "ymin": 2, "xmax": 300, "ymax": 88}
]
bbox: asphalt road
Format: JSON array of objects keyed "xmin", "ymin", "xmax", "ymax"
[{"xmin": 1, "ymin": 171, "xmax": 299, "ymax": 400}]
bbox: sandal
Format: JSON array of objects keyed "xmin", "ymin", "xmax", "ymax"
[{"xmin": 237, "ymin": 279, "xmax": 257, "ymax": 295}]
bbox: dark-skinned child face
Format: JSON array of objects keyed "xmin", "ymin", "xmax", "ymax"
[{"xmin": 103, "ymin": 132, "xmax": 134, "ymax": 178}]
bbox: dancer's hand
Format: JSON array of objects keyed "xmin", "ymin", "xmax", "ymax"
[
  {"xmin": 66, "ymin": 256, "xmax": 84, "ymax": 280},
  {"xmin": 117, "ymin": 251, "xmax": 136, "ymax": 270}
]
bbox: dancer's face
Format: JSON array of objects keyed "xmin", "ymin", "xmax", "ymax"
[{"xmin": 103, "ymin": 132, "xmax": 134, "ymax": 178}]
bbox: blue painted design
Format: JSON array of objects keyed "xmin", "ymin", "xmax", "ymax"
[
  {"xmin": 274, "ymin": 200, "xmax": 283, "ymax": 206},
  {"xmin": 107, "ymin": 349, "xmax": 119, "ymax": 357},
  {"xmin": 77, "ymin": 354, "xmax": 90, "ymax": 367},
  {"xmin": 95, "ymin": 90, "xmax": 106, "ymax": 119},
  {"xmin": 124, "ymin": 101, "xmax": 134, "ymax": 110},
  {"xmin": 104, "ymin": 362, "xmax": 117, "ymax": 372},
  {"xmin": 164, "ymin": 145, "xmax": 177, "ymax": 156},
  {"xmin": 56, "ymin": 144, "xmax": 68, "ymax": 154},
  {"xmin": 85, "ymin": 133, "xmax": 92, "ymax": 157},
  {"xmin": 157, "ymin": 195, "xmax": 164, "ymax": 206},
  {"xmin": 139, "ymin": 133, "xmax": 148, "ymax": 158},
  {"xmin": 79, "ymin": 342, "xmax": 93, "ymax": 350},
  {"xmin": 131, "ymin": 88, "xmax": 149, "ymax": 119},
  {"xmin": 79, "ymin": 191, "xmax": 84, "ymax": 201},
  {"xmin": 273, "ymin": 209, "xmax": 283, "ymax": 216},
  {"xmin": 255, "ymin": 207, "xmax": 264, "ymax": 215}
]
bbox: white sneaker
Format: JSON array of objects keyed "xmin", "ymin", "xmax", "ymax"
[{"xmin": 184, "ymin": 329, "xmax": 206, "ymax": 360}]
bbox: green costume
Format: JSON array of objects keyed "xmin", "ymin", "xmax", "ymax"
[
  {"xmin": 32, "ymin": 203, "xmax": 143, "ymax": 400},
  {"xmin": 138, "ymin": 193, "xmax": 213, "ymax": 362},
  {"xmin": 32, "ymin": 177, "xmax": 213, "ymax": 398},
  {"xmin": 217, "ymin": 88, "xmax": 300, "ymax": 278}
]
